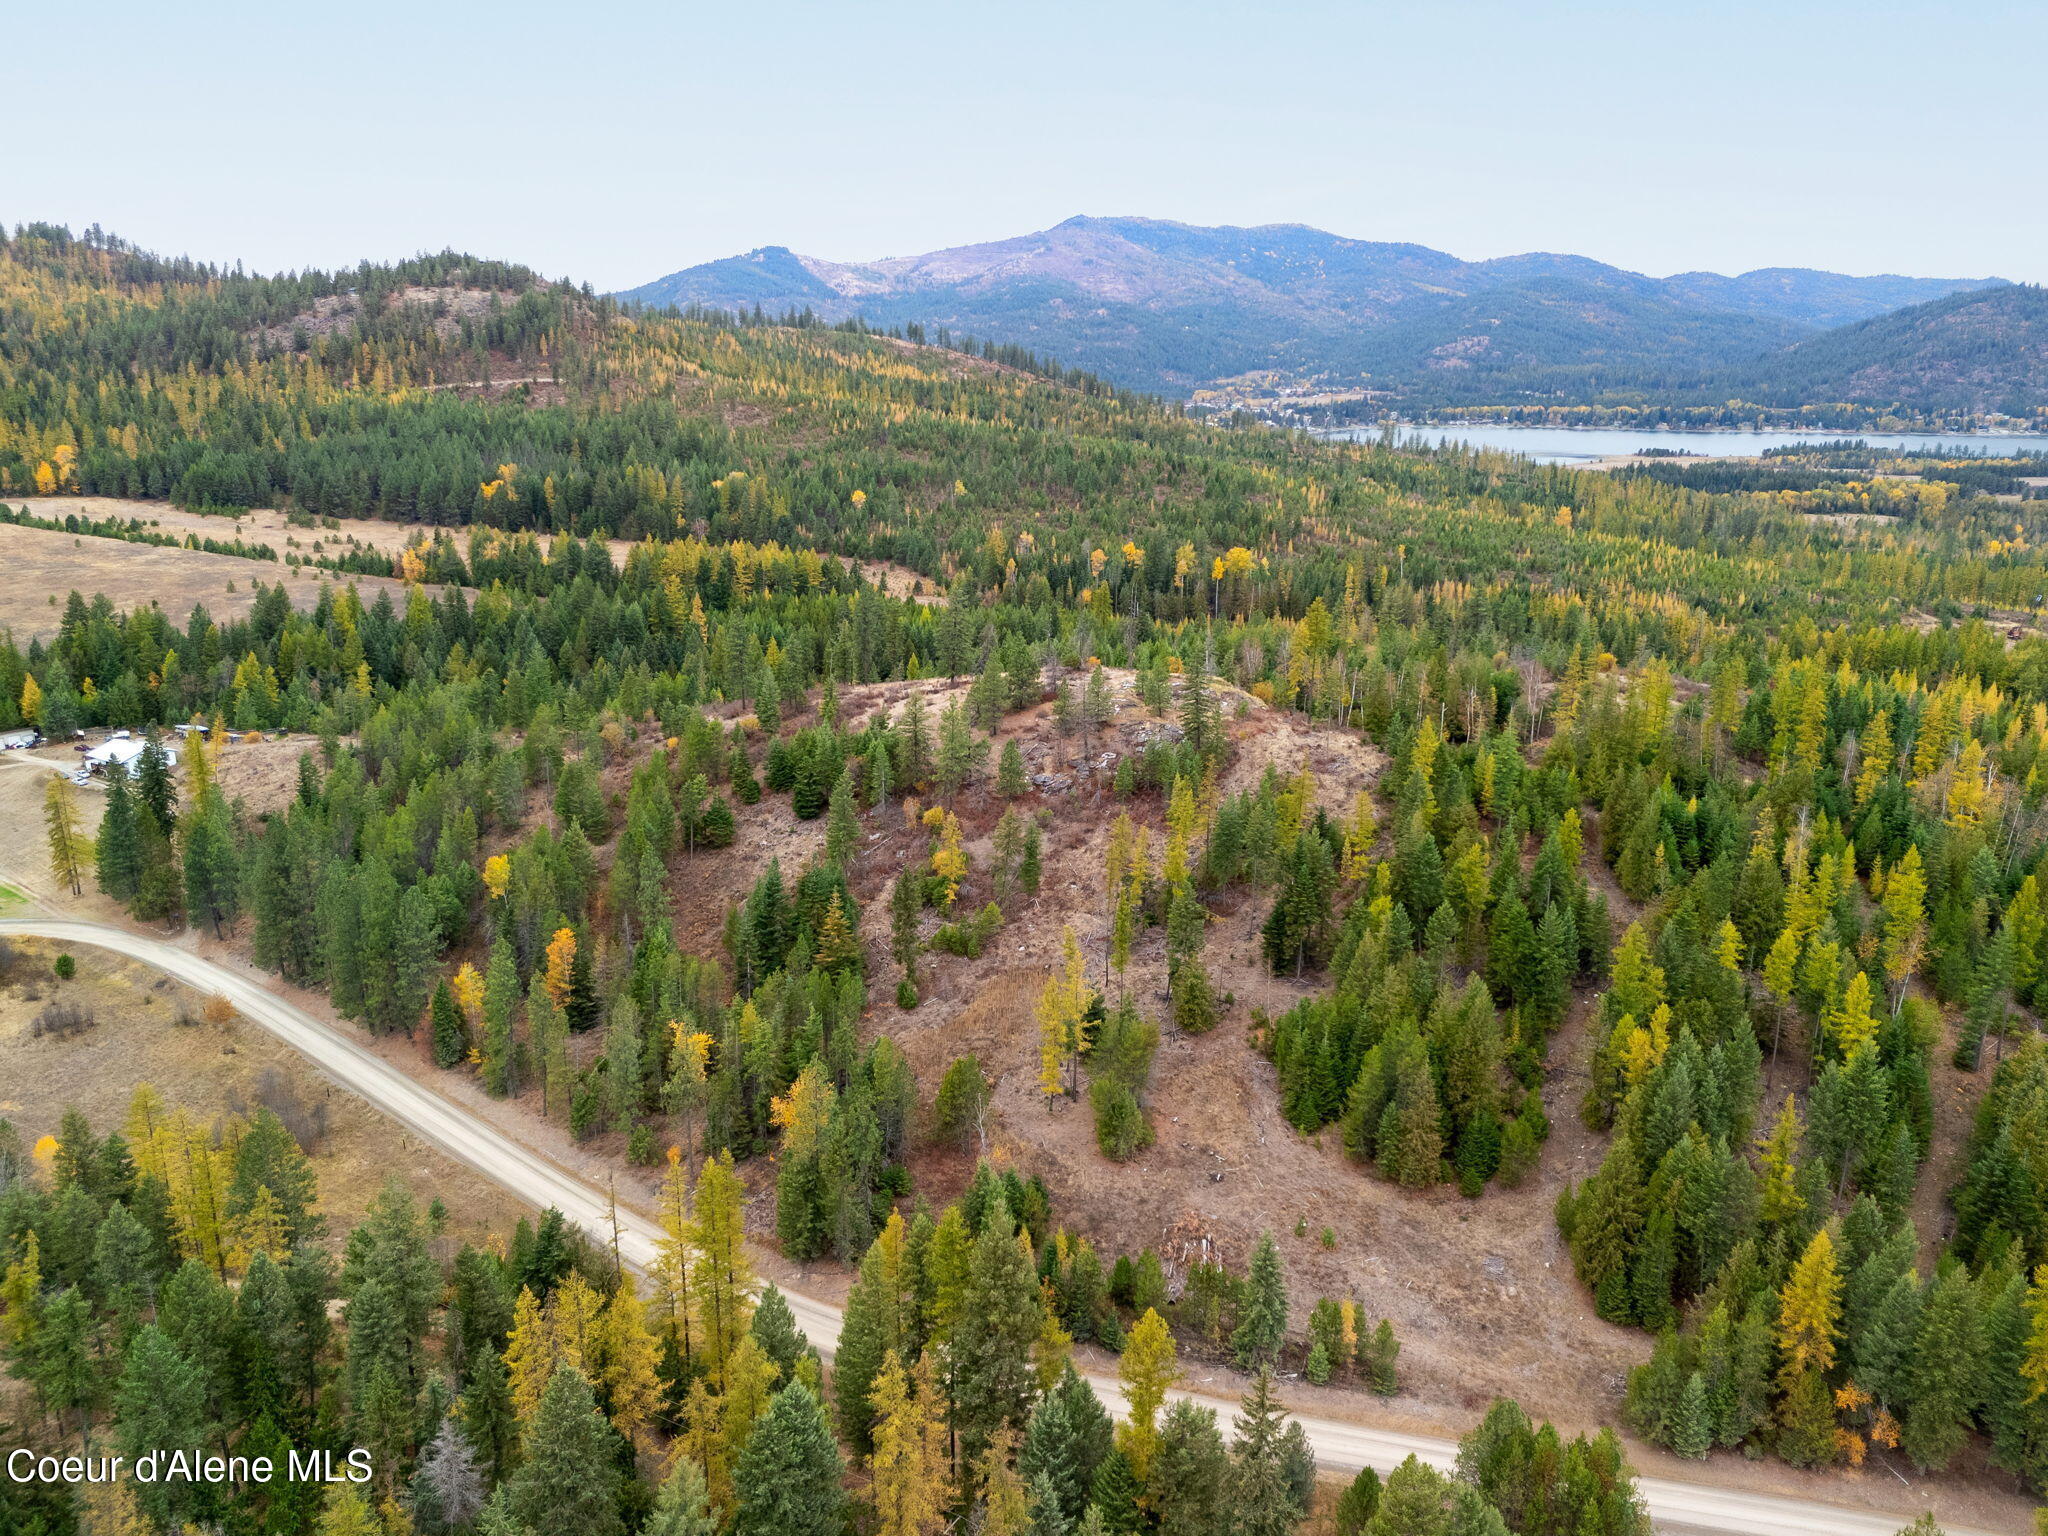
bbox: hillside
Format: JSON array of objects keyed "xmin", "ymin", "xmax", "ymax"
[
  {"xmin": 9, "ymin": 224, "xmax": 2048, "ymax": 1536},
  {"xmin": 617, "ymin": 214, "xmax": 2002, "ymax": 400},
  {"xmin": 1722, "ymin": 281, "xmax": 2048, "ymax": 413}
]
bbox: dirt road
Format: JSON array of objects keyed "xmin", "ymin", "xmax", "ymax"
[{"xmin": 0, "ymin": 915, "xmax": 1997, "ymax": 1536}]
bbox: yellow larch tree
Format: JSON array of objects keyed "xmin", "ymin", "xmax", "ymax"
[
  {"xmin": 1776, "ymin": 1229, "xmax": 1843, "ymax": 1381},
  {"xmin": 870, "ymin": 1350, "xmax": 950, "ymax": 1536},
  {"xmin": 690, "ymin": 1152, "xmax": 755, "ymax": 1389},
  {"xmin": 1756, "ymin": 1095, "xmax": 1807, "ymax": 1226},
  {"xmin": 542, "ymin": 927, "xmax": 578, "ymax": 1006},
  {"xmin": 504, "ymin": 1287, "xmax": 556, "ymax": 1419},
  {"xmin": 1824, "ymin": 972, "xmax": 1880, "ymax": 1060},
  {"xmin": 598, "ymin": 1275, "xmax": 664, "ymax": 1444},
  {"xmin": 1035, "ymin": 925, "xmax": 1090, "ymax": 1101},
  {"xmin": 1116, "ymin": 1307, "xmax": 1180, "ymax": 1483},
  {"xmin": 652, "ymin": 1146, "xmax": 699, "ymax": 1363}
]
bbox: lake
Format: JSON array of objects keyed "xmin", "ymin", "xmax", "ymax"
[{"xmin": 1322, "ymin": 424, "xmax": 2048, "ymax": 465}]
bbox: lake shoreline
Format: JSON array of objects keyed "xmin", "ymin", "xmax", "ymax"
[{"xmin": 1320, "ymin": 421, "xmax": 2048, "ymax": 466}]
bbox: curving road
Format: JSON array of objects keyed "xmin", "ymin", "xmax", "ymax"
[{"xmin": 0, "ymin": 917, "xmax": 1995, "ymax": 1536}]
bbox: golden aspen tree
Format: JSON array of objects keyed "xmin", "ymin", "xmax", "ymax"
[
  {"xmin": 772, "ymin": 1061, "xmax": 836, "ymax": 1161},
  {"xmin": 481, "ymin": 856, "xmax": 510, "ymax": 901},
  {"xmin": 449, "ymin": 962, "xmax": 486, "ymax": 1028}
]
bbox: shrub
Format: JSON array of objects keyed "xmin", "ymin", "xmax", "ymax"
[
  {"xmin": 52, "ymin": 954, "xmax": 75, "ymax": 980},
  {"xmin": 31, "ymin": 1001, "xmax": 95, "ymax": 1039},
  {"xmin": 1091, "ymin": 1079, "xmax": 1152, "ymax": 1161},
  {"xmin": 931, "ymin": 1055, "xmax": 991, "ymax": 1149},
  {"xmin": 931, "ymin": 902, "xmax": 1004, "ymax": 958}
]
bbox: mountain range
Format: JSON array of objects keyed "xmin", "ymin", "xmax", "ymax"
[{"xmin": 617, "ymin": 216, "xmax": 2036, "ymax": 414}]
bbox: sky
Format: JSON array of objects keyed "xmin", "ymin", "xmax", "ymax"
[{"xmin": 9, "ymin": 0, "xmax": 2045, "ymax": 291}]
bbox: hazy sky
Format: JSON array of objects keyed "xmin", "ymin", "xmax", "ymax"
[{"xmin": 11, "ymin": 0, "xmax": 2043, "ymax": 291}]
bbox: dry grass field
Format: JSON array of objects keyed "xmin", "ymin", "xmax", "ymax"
[
  {"xmin": 0, "ymin": 521, "xmax": 420, "ymax": 643},
  {"xmin": 0, "ymin": 937, "xmax": 527, "ymax": 1248}
]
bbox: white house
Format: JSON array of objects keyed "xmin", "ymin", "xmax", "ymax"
[{"xmin": 83, "ymin": 737, "xmax": 175, "ymax": 775}]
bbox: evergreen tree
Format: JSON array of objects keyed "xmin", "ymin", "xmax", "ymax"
[
  {"xmin": 180, "ymin": 789, "xmax": 241, "ymax": 936},
  {"xmin": 1228, "ymin": 1370, "xmax": 1307, "ymax": 1536},
  {"xmin": 1902, "ymin": 1267, "xmax": 1982, "ymax": 1472},
  {"xmin": 505, "ymin": 1367, "xmax": 623, "ymax": 1536},
  {"xmin": 95, "ymin": 760, "xmax": 142, "ymax": 900},
  {"xmin": 1022, "ymin": 1364, "xmax": 1115, "ymax": 1527},
  {"xmin": 1150, "ymin": 1400, "xmax": 1229, "ymax": 1536},
  {"xmin": 1333, "ymin": 1467, "xmax": 1381, "ymax": 1536},
  {"xmin": 644, "ymin": 1458, "xmax": 718, "ymax": 1536},
  {"xmin": 999, "ymin": 738, "xmax": 1028, "ymax": 797},
  {"xmin": 732, "ymin": 1382, "xmax": 844, "ymax": 1536},
  {"xmin": 431, "ymin": 977, "xmax": 469, "ymax": 1069},
  {"xmin": 1231, "ymin": 1234, "xmax": 1288, "ymax": 1370},
  {"xmin": 827, "ymin": 762, "xmax": 861, "ymax": 866},
  {"xmin": 952, "ymin": 1198, "xmax": 1043, "ymax": 1464},
  {"xmin": 113, "ymin": 1325, "xmax": 214, "ymax": 1526}
]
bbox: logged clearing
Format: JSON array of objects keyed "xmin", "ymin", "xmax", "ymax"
[
  {"xmin": 0, "ymin": 937, "xmax": 525, "ymax": 1247},
  {"xmin": 823, "ymin": 677, "xmax": 1651, "ymax": 1436},
  {"xmin": 0, "ymin": 520, "xmax": 420, "ymax": 642}
]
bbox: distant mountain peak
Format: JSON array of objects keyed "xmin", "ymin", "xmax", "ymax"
[{"xmin": 615, "ymin": 218, "xmax": 2010, "ymax": 404}]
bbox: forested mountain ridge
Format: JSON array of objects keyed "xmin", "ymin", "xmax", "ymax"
[
  {"xmin": 616, "ymin": 214, "xmax": 2005, "ymax": 401},
  {"xmin": 1716, "ymin": 281, "xmax": 2048, "ymax": 414}
]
